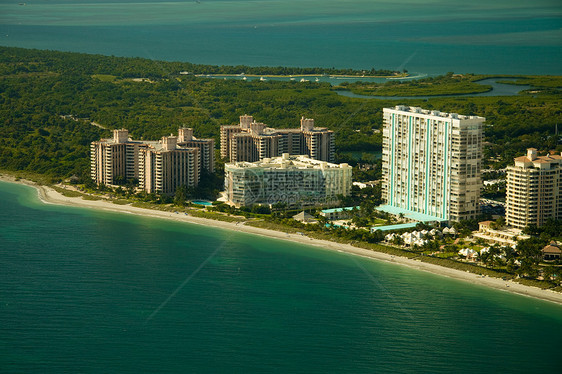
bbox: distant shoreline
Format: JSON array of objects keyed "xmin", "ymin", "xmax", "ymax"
[
  {"xmin": 198, "ymin": 73, "xmax": 410, "ymax": 79},
  {"xmin": 2, "ymin": 175, "xmax": 561, "ymax": 306}
]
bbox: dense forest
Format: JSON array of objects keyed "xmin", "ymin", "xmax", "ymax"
[
  {"xmin": 0, "ymin": 46, "xmax": 561, "ymax": 181},
  {"xmin": 0, "ymin": 47, "xmax": 400, "ymax": 78}
]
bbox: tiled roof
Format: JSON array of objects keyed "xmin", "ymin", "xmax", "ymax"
[
  {"xmin": 514, "ymin": 154, "xmax": 562, "ymax": 163},
  {"xmin": 542, "ymin": 245, "xmax": 562, "ymax": 254}
]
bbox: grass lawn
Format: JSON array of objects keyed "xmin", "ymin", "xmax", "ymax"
[
  {"xmin": 370, "ymin": 218, "xmax": 389, "ymax": 226},
  {"xmin": 92, "ymin": 74, "xmax": 116, "ymax": 82}
]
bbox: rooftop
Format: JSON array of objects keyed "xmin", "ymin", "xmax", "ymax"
[
  {"xmin": 227, "ymin": 154, "xmax": 349, "ymax": 170},
  {"xmin": 542, "ymin": 245, "xmax": 562, "ymax": 254},
  {"xmin": 514, "ymin": 154, "xmax": 562, "ymax": 164},
  {"xmin": 96, "ymin": 137, "xmax": 145, "ymax": 145},
  {"xmin": 385, "ymin": 105, "xmax": 484, "ymax": 121},
  {"xmin": 293, "ymin": 211, "xmax": 316, "ymax": 222},
  {"xmin": 371, "ymin": 222, "xmax": 420, "ymax": 232},
  {"xmin": 375, "ymin": 205, "xmax": 447, "ymax": 223},
  {"xmin": 321, "ymin": 206, "xmax": 360, "ymax": 214},
  {"xmin": 370, "ymin": 205, "xmax": 447, "ymax": 232}
]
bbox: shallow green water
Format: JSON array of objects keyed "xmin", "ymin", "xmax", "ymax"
[{"xmin": 1, "ymin": 181, "xmax": 561, "ymax": 373}]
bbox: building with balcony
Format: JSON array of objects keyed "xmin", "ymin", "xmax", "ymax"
[
  {"xmin": 90, "ymin": 129, "xmax": 146, "ymax": 185},
  {"xmin": 472, "ymin": 220, "xmax": 529, "ymax": 246},
  {"xmin": 177, "ymin": 127, "xmax": 215, "ymax": 173},
  {"xmin": 220, "ymin": 115, "xmax": 334, "ymax": 163},
  {"xmin": 382, "ymin": 106, "xmax": 484, "ymax": 222},
  {"xmin": 506, "ymin": 148, "xmax": 562, "ymax": 229},
  {"xmin": 138, "ymin": 136, "xmax": 199, "ymax": 194},
  {"xmin": 224, "ymin": 154, "xmax": 351, "ymax": 207},
  {"xmin": 91, "ymin": 128, "xmax": 211, "ymax": 194}
]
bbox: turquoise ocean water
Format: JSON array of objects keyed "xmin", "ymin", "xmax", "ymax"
[
  {"xmin": 1, "ymin": 182, "xmax": 562, "ymax": 372},
  {"xmin": 0, "ymin": 0, "xmax": 561, "ymax": 75}
]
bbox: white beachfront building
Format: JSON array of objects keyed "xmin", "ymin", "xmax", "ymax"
[
  {"xmin": 224, "ymin": 154, "xmax": 352, "ymax": 207},
  {"xmin": 382, "ymin": 106, "xmax": 484, "ymax": 222}
]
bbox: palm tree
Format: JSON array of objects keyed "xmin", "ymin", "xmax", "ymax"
[
  {"xmin": 317, "ymin": 215, "xmax": 329, "ymax": 228},
  {"xmin": 480, "ymin": 251, "xmax": 492, "ymax": 268},
  {"xmin": 517, "ymin": 258, "xmax": 539, "ymax": 279},
  {"xmin": 502, "ymin": 245, "xmax": 515, "ymax": 261},
  {"xmin": 493, "ymin": 254, "xmax": 505, "ymax": 269},
  {"xmin": 487, "ymin": 244, "xmax": 501, "ymax": 269},
  {"xmin": 392, "ymin": 235, "xmax": 404, "ymax": 246},
  {"xmin": 174, "ymin": 185, "xmax": 187, "ymax": 206},
  {"xmin": 542, "ymin": 266, "xmax": 554, "ymax": 282}
]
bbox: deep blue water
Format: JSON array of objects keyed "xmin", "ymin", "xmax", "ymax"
[
  {"xmin": 0, "ymin": 0, "xmax": 560, "ymax": 75},
  {"xmin": 1, "ymin": 181, "xmax": 562, "ymax": 373}
]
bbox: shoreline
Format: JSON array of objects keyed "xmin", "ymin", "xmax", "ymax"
[
  {"xmin": 337, "ymin": 86, "xmax": 492, "ymax": 98},
  {"xmin": 196, "ymin": 73, "xmax": 409, "ymax": 79},
  {"xmin": 2, "ymin": 175, "xmax": 562, "ymax": 306}
]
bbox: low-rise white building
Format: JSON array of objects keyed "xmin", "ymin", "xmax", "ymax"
[
  {"xmin": 458, "ymin": 248, "xmax": 479, "ymax": 261},
  {"xmin": 224, "ymin": 154, "xmax": 352, "ymax": 207},
  {"xmin": 473, "ymin": 220, "xmax": 529, "ymax": 246},
  {"xmin": 319, "ymin": 206, "xmax": 359, "ymax": 220}
]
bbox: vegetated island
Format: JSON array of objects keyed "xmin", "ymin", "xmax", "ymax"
[
  {"xmin": 1, "ymin": 46, "xmax": 561, "ymax": 300},
  {"xmin": 336, "ymin": 72, "xmax": 562, "ymax": 97}
]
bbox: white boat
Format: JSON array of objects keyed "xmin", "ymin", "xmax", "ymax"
[
  {"xmin": 300, "ymin": 78, "xmax": 309, "ymax": 82},
  {"xmin": 260, "ymin": 77, "xmax": 266, "ymax": 81}
]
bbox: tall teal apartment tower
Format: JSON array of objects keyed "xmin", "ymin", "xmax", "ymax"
[{"xmin": 382, "ymin": 106, "xmax": 484, "ymax": 222}]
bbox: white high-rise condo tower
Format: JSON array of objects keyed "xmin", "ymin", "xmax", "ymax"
[{"xmin": 382, "ymin": 106, "xmax": 484, "ymax": 222}]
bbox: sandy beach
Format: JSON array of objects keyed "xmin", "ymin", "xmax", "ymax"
[{"xmin": 2, "ymin": 174, "xmax": 562, "ymax": 306}]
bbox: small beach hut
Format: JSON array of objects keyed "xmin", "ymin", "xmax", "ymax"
[
  {"xmin": 542, "ymin": 241, "xmax": 561, "ymax": 261},
  {"xmin": 293, "ymin": 211, "xmax": 317, "ymax": 224}
]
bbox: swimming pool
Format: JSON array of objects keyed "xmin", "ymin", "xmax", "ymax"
[{"xmin": 191, "ymin": 200, "xmax": 213, "ymax": 206}]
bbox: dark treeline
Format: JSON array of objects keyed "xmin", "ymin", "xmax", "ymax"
[
  {"xmin": 197, "ymin": 65, "xmax": 400, "ymax": 77},
  {"xmin": 0, "ymin": 47, "xmax": 399, "ymax": 78},
  {"xmin": 1, "ymin": 46, "xmax": 561, "ymax": 180}
]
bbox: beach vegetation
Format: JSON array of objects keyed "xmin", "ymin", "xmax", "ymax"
[
  {"xmin": 51, "ymin": 186, "xmax": 84, "ymax": 198},
  {"xmin": 111, "ymin": 199, "xmax": 130, "ymax": 205},
  {"xmin": 82, "ymin": 194, "xmax": 102, "ymax": 201},
  {"xmin": 174, "ymin": 185, "xmax": 188, "ymax": 207}
]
